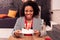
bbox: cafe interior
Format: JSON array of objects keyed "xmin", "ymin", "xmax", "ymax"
[{"xmin": 0, "ymin": 0, "xmax": 60, "ymax": 40}]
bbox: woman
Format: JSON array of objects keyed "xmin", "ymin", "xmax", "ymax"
[{"xmin": 13, "ymin": 1, "xmax": 46, "ymax": 38}]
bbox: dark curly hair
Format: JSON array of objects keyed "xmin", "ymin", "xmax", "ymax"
[{"xmin": 20, "ymin": 1, "xmax": 40, "ymax": 17}]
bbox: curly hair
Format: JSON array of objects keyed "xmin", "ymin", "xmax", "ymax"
[{"xmin": 20, "ymin": 1, "xmax": 40, "ymax": 17}]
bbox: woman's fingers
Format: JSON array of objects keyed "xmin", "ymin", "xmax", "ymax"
[
  {"xmin": 14, "ymin": 30, "xmax": 21, "ymax": 33},
  {"xmin": 34, "ymin": 30, "xmax": 40, "ymax": 37},
  {"xmin": 34, "ymin": 30, "xmax": 39, "ymax": 33},
  {"xmin": 14, "ymin": 30, "xmax": 22, "ymax": 37}
]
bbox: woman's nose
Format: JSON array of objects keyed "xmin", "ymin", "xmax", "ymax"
[{"xmin": 27, "ymin": 12, "xmax": 30, "ymax": 14}]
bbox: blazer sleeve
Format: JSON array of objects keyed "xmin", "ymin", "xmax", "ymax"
[
  {"xmin": 14, "ymin": 17, "xmax": 22, "ymax": 31},
  {"xmin": 11, "ymin": 17, "xmax": 22, "ymax": 36},
  {"xmin": 11, "ymin": 17, "xmax": 22, "ymax": 35},
  {"xmin": 35, "ymin": 18, "xmax": 47, "ymax": 37}
]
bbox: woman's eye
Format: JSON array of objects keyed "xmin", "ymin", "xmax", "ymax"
[
  {"xmin": 25, "ymin": 10, "xmax": 33, "ymax": 12},
  {"xmin": 25, "ymin": 10, "xmax": 28, "ymax": 12},
  {"xmin": 30, "ymin": 10, "xmax": 33, "ymax": 12}
]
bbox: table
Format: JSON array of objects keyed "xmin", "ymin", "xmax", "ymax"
[{"xmin": 8, "ymin": 35, "xmax": 51, "ymax": 40}]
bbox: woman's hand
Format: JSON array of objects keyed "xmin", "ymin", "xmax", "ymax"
[
  {"xmin": 34, "ymin": 30, "xmax": 40, "ymax": 37},
  {"xmin": 14, "ymin": 30, "xmax": 22, "ymax": 38}
]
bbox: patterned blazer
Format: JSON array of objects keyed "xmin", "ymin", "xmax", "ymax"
[
  {"xmin": 13, "ymin": 17, "xmax": 46, "ymax": 36},
  {"xmin": 14, "ymin": 17, "xmax": 42, "ymax": 31}
]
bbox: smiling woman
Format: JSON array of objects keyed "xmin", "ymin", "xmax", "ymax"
[{"xmin": 8, "ymin": 1, "xmax": 46, "ymax": 40}]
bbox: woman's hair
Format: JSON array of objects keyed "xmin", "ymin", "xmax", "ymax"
[{"xmin": 20, "ymin": 1, "xmax": 40, "ymax": 17}]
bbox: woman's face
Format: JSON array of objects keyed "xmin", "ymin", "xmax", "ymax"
[{"xmin": 24, "ymin": 6, "xmax": 34, "ymax": 20}]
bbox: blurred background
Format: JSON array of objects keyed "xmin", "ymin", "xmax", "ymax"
[{"xmin": 0, "ymin": 0, "xmax": 60, "ymax": 40}]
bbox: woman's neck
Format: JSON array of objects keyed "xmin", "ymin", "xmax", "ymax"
[
  {"xmin": 26, "ymin": 19, "xmax": 32, "ymax": 22},
  {"xmin": 25, "ymin": 18, "xmax": 33, "ymax": 23},
  {"xmin": 25, "ymin": 18, "xmax": 33, "ymax": 21}
]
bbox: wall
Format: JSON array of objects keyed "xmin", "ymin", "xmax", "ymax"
[
  {"xmin": 0, "ymin": 0, "xmax": 12, "ymax": 14},
  {"xmin": 51, "ymin": 0, "xmax": 60, "ymax": 10},
  {"xmin": 51, "ymin": 10, "xmax": 60, "ymax": 24},
  {"xmin": 51, "ymin": 0, "xmax": 60, "ymax": 24}
]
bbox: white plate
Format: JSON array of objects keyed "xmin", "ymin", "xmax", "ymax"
[{"xmin": 21, "ymin": 28, "xmax": 34, "ymax": 34}]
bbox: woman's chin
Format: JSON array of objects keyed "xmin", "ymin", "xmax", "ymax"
[
  {"xmin": 27, "ymin": 18, "xmax": 32, "ymax": 20},
  {"xmin": 26, "ymin": 17, "xmax": 32, "ymax": 19},
  {"xmin": 26, "ymin": 17, "xmax": 32, "ymax": 20}
]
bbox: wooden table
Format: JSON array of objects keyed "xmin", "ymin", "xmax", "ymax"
[{"xmin": 8, "ymin": 35, "xmax": 51, "ymax": 40}]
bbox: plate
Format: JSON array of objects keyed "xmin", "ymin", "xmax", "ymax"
[{"xmin": 21, "ymin": 28, "xmax": 34, "ymax": 34}]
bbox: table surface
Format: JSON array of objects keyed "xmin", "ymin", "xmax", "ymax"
[{"xmin": 8, "ymin": 35, "xmax": 51, "ymax": 40}]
